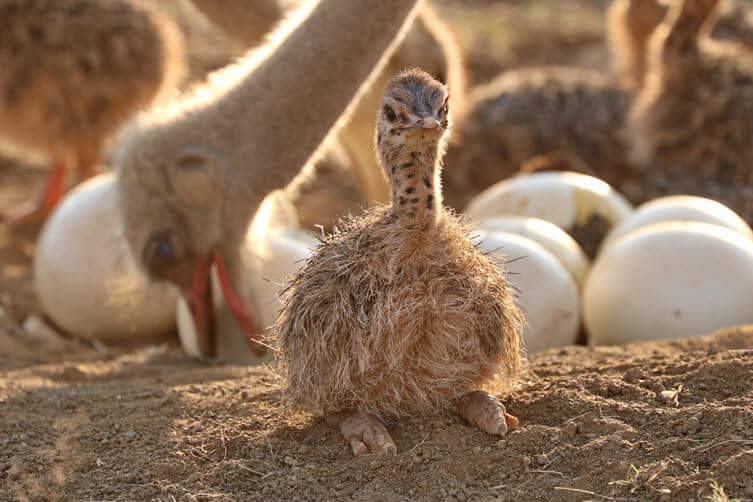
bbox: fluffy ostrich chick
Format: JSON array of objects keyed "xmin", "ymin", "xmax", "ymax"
[
  {"xmin": 276, "ymin": 69, "xmax": 525, "ymax": 456},
  {"xmin": 0, "ymin": 0, "xmax": 183, "ymax": 225}
]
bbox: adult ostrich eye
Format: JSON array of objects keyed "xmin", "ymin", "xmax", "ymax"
[
  {"xmin": 383, "ymin": 105, "xmax": 397, "ymax": 122},
  {"xmin": 441, "ymin": 100, "xmax": 449, "ymax": 116},
  {"xmin": 143, "ymin": 231, "xmax": 182, "ymax": 276}
]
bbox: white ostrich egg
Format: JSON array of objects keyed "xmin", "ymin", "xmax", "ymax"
[
  {"xmin": 477, "ymin": 216, "xmax": 590, "ymax": 287},
  {"xmin": 465, "ymin": 171, "xmax": 632, "ymax": 255},
  {"xmin": 600, "ymin": 195, "xmax": 753, "ymax": 252},
  {"xmin": 34, "ymin": 174, "xmax": 177, "ymax": 341},
  {"xmin": 476, "ymin": 230, "xmax": 581, "ymax": 353},
  {"xmin": 584, "ymin": 221, "xmax": 753, "ymax": 345}
]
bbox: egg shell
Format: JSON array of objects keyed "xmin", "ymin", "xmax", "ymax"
[
  {"xmin": 465, "ymin": 171, "xmax": 633, "ymax": 231},
  {"xmin": 477, "ymin": 216, "xmax": 590, "ymax": 287},
  {"xmin": 34, "ymin": 174, "xmax": 177, "ymax": 341},
  {"xmin": 476, "ymin": 230, "xmax": 581, "ymax": 353},
  {"xmin": 600, "ymin": 195, "xmax": 753, "ymax": 253},
  {"xmin": 584, "ymin": 221, "xmax": 753, "ymax": 345}
]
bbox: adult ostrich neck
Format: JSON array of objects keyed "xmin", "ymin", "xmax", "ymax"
[
  {"xmin": 144, "ymin": 0, "xmax": 425, "ymax": 357},
  {"xmin": 214, "ymin": 0, "xmax": 426, "ymax": 241}
]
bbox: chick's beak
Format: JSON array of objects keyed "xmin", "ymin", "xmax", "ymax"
[
  {"xmin": 183, "ymin": 253, "xmax": 266, "ymax": 358},
  {"xmin": 420, "ymin": 117, "xmax": 442, "ymax": 130}
]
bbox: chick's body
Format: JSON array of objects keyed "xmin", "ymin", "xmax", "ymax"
[
  {"xmin": 278, "ymin": 206, "xmax": 522, "ymax": 417},
  {"xmin": 277, "ymin": 69, "xmax": 523, "ymax": 422}
]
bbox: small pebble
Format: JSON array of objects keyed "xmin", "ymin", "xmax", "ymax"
[
  {"xmin": 7, "ymin": 463, "xmax": 26, "ymax": 479},
  {"xmin": 564, "ymin": 422, "xmax": 578, "ymax": 437},
  {"xmin": 648, "ymin": 381, "xmax": 666, "ymax": 393},
  {"xmin": 283, "ymin": 456, "xmax": 299, "ymax": 467},
  {"xmin": 660, "ymin": 388, "xmax": 681, "ymax": 407},
  {"xmin": 608, "ymin": 383, "xmax": 623, "ymax": 395},
  {"xmin": 598, "ymin": 417, "xmax": 626, "ymax": 433},
  {"xmin": 522, "ymin": 456, "xmax": 532, "ymax": 467},
  {"xmin": 472, "ymin": 446, "xmax": 482, "ymax": 455},
  {"xmin": 535, "ymin": 454, "xmax": 549, "ymax": 466},
  {"xmin": 624, "ymin": 368, "xmax": 644, "ymax": 384},
  {"xmin": 682, "ymin": 416, "xmax": 700, "ymax": 434}
]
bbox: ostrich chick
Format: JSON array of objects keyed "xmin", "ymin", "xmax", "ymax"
[
  {"xmin": 0, "ymin": 0, "xmax": 183, "ymax": 226},
  {"xmin": 628, "ymin": 0, "xmax": 753, "ymax": 183},
  {"xmin": 276, "ymin": 69, "xmax": 524, "ymax": 456}
]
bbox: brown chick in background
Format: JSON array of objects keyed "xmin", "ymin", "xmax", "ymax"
[
  {"xmin": 0, "ymin": 0, "xmax": 183, "ymax": 226},
  {"xmin": 628, "ymin": 0, "xmax": 753, "ymax": 184},
  {"xmin": 276, "ymin": 69, "xmax": 524, "ymax": 456},
  {"xmin": 442, "ymin": 65, "xmax": 631, "ymax": 210},
  {"xmin": 440, "ymin": 0, "xmax": 663, "ymax": 210},
  {"xmin": 608, "ymin": 0, "xmax": 753, "ymax": 92},
  {"xmin": 443, "ymin": 0, "xmax": 753, "ymax": 211}
]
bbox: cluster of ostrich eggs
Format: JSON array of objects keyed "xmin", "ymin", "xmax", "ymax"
[
  {"xmin": 466, "ymin": 171, "xmax": 633, "ymax": 256},
  {"xmin": 584, "ymin": 195, "xmax": 753, "ymax": 344},
  {"xmin": 176, "ymin": 190, "xmax": 318, "ymax": 363},
  {"xmin": 465, "ymin": 171, "xmax": 753, "ymax": 350},
  {"xmin": 34, "ymin": 174, "xmax": 177, "ymax": 341},
  {"xmin": 463, "ymin": 171, "xmax": 625, "ymax": 353}
]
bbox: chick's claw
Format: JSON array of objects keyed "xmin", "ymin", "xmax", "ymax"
[
  {"xmin": 326, "ymin": 412, "xmax": 397, "ymax": 456},
  {"xmin": 457, "ymin": 390, "xmax": 519, "ymax": 436}
]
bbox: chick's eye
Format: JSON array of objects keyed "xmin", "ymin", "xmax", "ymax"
[
  {"xmin": 442, "ymin": 102, "xmax": 449, "ymax": 115},
  {"xmin": 383, "ymin": 105, "xmax": 397, "ymax": 122}
]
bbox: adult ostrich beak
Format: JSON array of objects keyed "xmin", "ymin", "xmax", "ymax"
[{"xmin": 179, "ymin": 252, "xmax": 266, "ymax": 358}]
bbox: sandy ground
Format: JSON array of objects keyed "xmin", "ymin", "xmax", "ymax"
[
  {"xmin": 2, "ymin": 1, "xmax": 753, "ymax": 501},
  {"xmin": 2, "ymin": 328, "xmax": 752, "ymax": 501}
]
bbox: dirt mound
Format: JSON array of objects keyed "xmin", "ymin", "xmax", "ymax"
[{"xmin": 1, "ymin": 327, "xmax": 751, "ymax": 501}]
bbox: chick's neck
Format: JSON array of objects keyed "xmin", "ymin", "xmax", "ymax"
[{"xmin": 383, "ymin": 138, "xmax": 443, "ymax": 230}]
